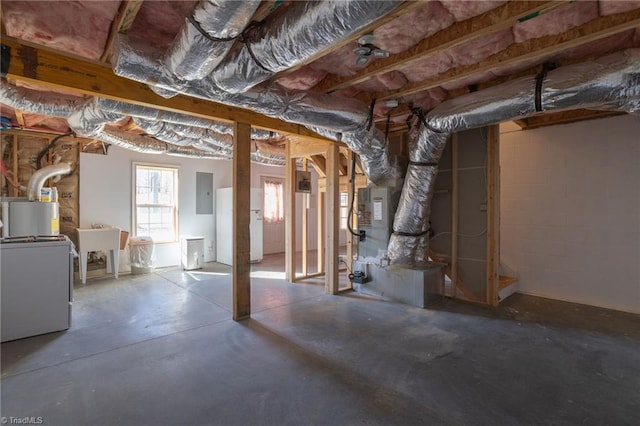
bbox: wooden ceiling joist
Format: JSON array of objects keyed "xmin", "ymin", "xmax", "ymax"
[
  {"xmin": 316, "ymin": 0, "xmax": 566, "ymax": 93},
  {"xmin": 310, "ymin": 155, "xmax": 327, "ymax": 177},
  {"xmin": 371, "ymin": 8, "xmax": 640, "ymax": 102},
  {"xmin": 513, "ymin": 109, "xmax": 625, "ymax": 130},
  {"xmin": 13, "ymin": 109, "xmax": 25, "ymax": 127},
  {"xmin": 100, "ymin": 0, "xmax": 144, "ymax": 63},
  {"xmin": 1, "ymin": 36, "xmax": 329, "ymax": 142}
]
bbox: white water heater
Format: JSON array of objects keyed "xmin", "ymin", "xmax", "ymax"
[{"xmin": 1, "ymin": 198, "xmax": 60, "ymax": 238}]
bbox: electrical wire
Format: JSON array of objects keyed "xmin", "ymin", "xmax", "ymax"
[
  {"xmin": 36, "ymin": 132, "xmax": 73, "ymax": 170},
  {"xmin": 346, "ymin": 152, "xmax": 360, "ymax": 238}
]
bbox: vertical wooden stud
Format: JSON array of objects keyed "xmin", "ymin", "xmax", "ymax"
[
  {"xmin": 285, "ymin": 142, "xmax": 297, "ymax": 282},
  {"xmin": 301, "ymin": 159, "xmax": 308, "ymax": 276},
  {"xmin": 317, "ymin": 191, "xmax": 325, "ymax": 274},
  {"xmin": 450, "ymin": 133, "xmax": 459, "ymax": 298},
  {"xmin": 486, "ymin": 125, "xmax": 500, "ymax": 307},
  {"xmin": 325, "ymin": 144, "xmax": 340, "ymax": 294},
  {"xmin": 233, "ymin": 122, "xmax": 251, "ymax": 321},
  {"xmin": 12, "ymin": 135, "xmax": 19, "ymax": 197}
]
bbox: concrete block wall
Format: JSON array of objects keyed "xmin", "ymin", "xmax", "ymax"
[{"xmin": 500, "ymin": 115, "xmax": 640, "ymax": 314}]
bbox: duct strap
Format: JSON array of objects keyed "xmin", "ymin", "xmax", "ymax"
[
  {"xmin": 535, "ymin": 62, "xmax": 556, "ymax": 112},
  {"xmin": 365, "ymin": 99, "xmax": 377, "ymax": 131},
  {"xmin": 241, "ymin": 22, "xmax": 273, "ymax": 73},
  {"xmin": 416, "ymin": 108, "xmax": 445, "ymax": 134},
  {"xmin": 186, "ymin": 15, "xmax": 239, "ymax": 42},
  {"xmin": 394, "ymin": 229, "xmax": 430, "ymax": 237},
  {"xmin": 384, "ymin": 113, "xmax": 391, "ymax": 139},
  {"xmin": 408, "ymin": 161, "xmax": 439, "ymax": 167}
]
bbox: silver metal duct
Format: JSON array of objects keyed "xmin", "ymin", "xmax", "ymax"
[
  {"xmin": 113, "ymin": 35, "xmax": 400, "ymax": 185},
  {"xmin": 211, "ymin": 0, "xmax": 402, "ymax": 93},
  {"xmin": 165, "ymin": 0, "xmax": 261, "ymax": 81},
  {"xmin": 27, "ymin": 163, "xmax": 73, "ymax": 201},
  {"xmin": 0, "ymin": 82, "xmax": 79, "ymax": 117},
  {"xmin": 389, "ymin": 48, "xmax": 640, "ymax": 266}
]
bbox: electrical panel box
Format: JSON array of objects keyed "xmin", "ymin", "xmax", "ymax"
[{"xmin": 357, "ymin": 186, "xmax": 400, "ymax": 258}]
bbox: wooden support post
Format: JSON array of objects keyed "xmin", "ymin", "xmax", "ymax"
[
  {"xmin": 233, "ymin": 122, "xmax": 251, "ymax": 321},
  {"xmin": 486, "ymin": 125, "xmax": 500, "ymax": 307},
  {"xmin": 285, "ymin": 142, "xmax": 297, "ymax": 282},
  {"xmin": 317, "ymin": 191, "xmax": 325, "ymax": 274},
  {"xmin": 345, "ymin": 150, "xmax": 355, "ymax": 285},
  {"xmin": 301, "ymin": 159, "xmax": 308, "ymax": 276},
  {"xmin": 12, "ymin": 135, "xmax": 19, "ymax": 197},
  {"xmin": 450, "ymin": 133, "xmax": 459, "ymax": 298},
  {"xmin": 325, "ymin": 144, "xmax": 340, "ymax": 294}
]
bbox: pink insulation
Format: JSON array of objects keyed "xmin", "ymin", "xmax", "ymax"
[
  {"xmin": 0, "ymin": 105, "xmax": 17, "ymax": 125},
  {"xmin": 311, "ymin": 44, "xmax": 362, "ymax": 77},
  {"xmin": 400, "ymin": 51, "xmax": 453, "ymax": 83},
  {"xmin": 14, "ymin": 81, "xmax": 86, "ymax": 100},
  {"xmin": 447, "ymin": 29, "xmax": 514, "ymax": 67},
  {"xmin": 23, "ymin": 114, "xmax": 71, "ymax": 133},
  {"xmin": 560, "ymin": 30, "xmax": 637, "ymax": 60},
  {"xmin": 352, "ymin": 71, "xmax": 408, "ymax": 93},
  {"xmin": 373, "ymin": 1, "xmax": 454, "ymax": 54},
  {"xmin": 439, "ymin": 0, "xmax": 506, "ymax": 22},
  {"xmin": 440, "ymin": 71, "xmax": 495, "ymax": 91},
  {"xmin": 599, "ymin": 0, "xmax": 640, "ymax": 15},
  {"xmin": 127, "ymin": 0, "xmax": 198, "ymax": 48},
  {"xmin": 2, "ymin": 0, "xmax": 120, "ymax": 60},
  {"xmin": 512, "ymin": 1, "xmax": 599, "ymax": 43},
  {"xmin": 400, "ymin": 87, "xmax": 448, "ymax": 111},
  {"xmin": 276, "ymin": 66, "xmax": 328, "ymax": 90}
]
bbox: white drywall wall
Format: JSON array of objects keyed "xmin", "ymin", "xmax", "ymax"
[
  {"xmin": 500, "ymin": 115, "xmax": 640, "ymax": 313},
  {"xmin": 80, "ymin": 148, "xmax": 338, "ymax": 269}
]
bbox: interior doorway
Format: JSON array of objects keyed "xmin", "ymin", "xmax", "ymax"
[{"xmin": 260, "ymin": 176, "xmax": 285, "ymax": 255}]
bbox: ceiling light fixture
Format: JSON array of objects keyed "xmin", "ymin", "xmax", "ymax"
[{"xmin": 353, "ymin": 33, "xmax": 389, "ymax": 67}]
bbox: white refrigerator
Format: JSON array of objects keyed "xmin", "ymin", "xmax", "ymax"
[{"xmin": 216, "ymin": 187, "xmax": 263, "ymax": 265}]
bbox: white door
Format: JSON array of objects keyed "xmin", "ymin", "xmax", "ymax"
[{"xmin": 261, "ymin": 176, "xmax": 285, "ymax": 254}]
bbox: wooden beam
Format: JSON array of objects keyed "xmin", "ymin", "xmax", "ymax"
[
  {"xmin": 310, "ymin": 155, "xmax": 327, "ymax": 177},
  {"xmin": 288, "ymin": 137, "xmax": 335, "ymax": 158},
  {"xmin": 317, "ymin": 1, "xmax": 564, "ymax": 93},
  {"xmin": 372, "ymin": 9, "xmax": 640, "ymax": 101},
  {"xmin": 251, "ymin": 1, "xmax": 280, "ymax": 22},
  {"xmin": 1, "ymin": 36, "xmax": 329, "ymax": 140},
  {"xmin": 514, "ymin": 109, "xmax": 625, "ymax": 130},
  {"xmin": 301, "ymin": 159, "xmax": 309, "ymax": 277},
  {"xmin": 100, "ymin": 0, "xmax": 144, "ymax": 63},
  {"xmin": 11, "ymin": 135, "xmax": 18, "ymax": 197},
  {"xmin": 325, "ymin": 144, "xmax": 340, "ymax": 295},
  {"xmin": 450, "ymin": 133, "xmax": 459, "ymax": 299},
  {"xmin": 337, "ymin": 153, "xmax": 348, "ymax": 176},
  {"xmin": 272, "ymin": 1, "xmax": 424, "ymax": 82},
  {"xmin": 285, "ymin": 141, "xmax": 297, "ymax": 282},
  {"xmin": 317, "ymin": 174, "xmax": 368, "ymax": 193},
  {"xmin": 233, "ymin": 121, "xmax": 252, "ymax": 321},
  {"xmin": 14, "ymin": 110, "xmax": 25, "ymax": 127},
  {"xmin": 317, "ymin": 191, "xmax": 325, "ymax": 274},
  {"xmin": 485, "ymin": 125, "xmax": 500, "ymax": 307}
]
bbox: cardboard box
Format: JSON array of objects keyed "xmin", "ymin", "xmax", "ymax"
[{"xmin": 119, "ymin": 231, "xmax": 129, "ymax": 250}]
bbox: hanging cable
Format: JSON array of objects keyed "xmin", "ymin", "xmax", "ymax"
[
  {"xmin": 346, "ymin": 152, "xmax": 362, "ymax": 239},
  {"xmin": 36, "ymin": 132, "xmax": 73, "ymax": 170}
]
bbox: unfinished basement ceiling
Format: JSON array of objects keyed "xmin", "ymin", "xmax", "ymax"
[{"xmin": 1, "ymin": 1, "xmax": 640, "ymax": 150}]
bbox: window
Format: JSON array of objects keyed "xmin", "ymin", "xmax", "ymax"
[
  {"xmin": 263, "ymin": 179, "xmax": 284, "ymax": 223},
  {"xmin": 133, "ymin": 163, "xmax": 179, "ymax": 242},
  {"xmin": 340, "ymin": 192, "xmax": 349, "ymax": 230}
]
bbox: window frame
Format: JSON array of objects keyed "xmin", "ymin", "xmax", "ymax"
[
  {"xmin": 262, "ymin": 177, "xmax": 285, "ymax": 224},
  {"xmin": 132, "ymin": 162, "xmax": 180, "ymax": 243}
]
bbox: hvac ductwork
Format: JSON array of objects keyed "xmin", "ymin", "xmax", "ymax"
[
  {"xmin": 0, "ymin": 82, "xmax": 285, "ymax": 165},
  {"xmin": 211, "ymin": 0, "xmax": 402, "ymax": 93},
  {"xmin": 113, "ymin": 36, "xmax": 400, "ymax": 185},
  {"xmin": 388, "ymin": 48, "xmax": 640, "ymax": 266},
  {"xmin": 164, "ymin": 0, "xmax": 261, "ymax": 81},
  {"xmin": 27, "ymin": 163, "xmax": 72, "ymax": 201}
]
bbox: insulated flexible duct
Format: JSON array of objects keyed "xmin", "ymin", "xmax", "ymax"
[
  {"xmin": 164, "ymin": 0, "xmax": 261, "ymax": 81},
  {"xmin": 113, "ymin": 36, "xmax": 400, "ymax": 186},
  {"xmin": 211, "ymin": 0, "xmax": 402, "ymax": 93},
  {"xmin": 388, "ymin": 48, "xmax": 640, "ymax": 266},
  {"xmin": 27, "ymin": 163, "xmax": 72, "ymax": 201},
  {"xmin": 0, "ymin": 83, "xmax": 284, "ymax": 165}
]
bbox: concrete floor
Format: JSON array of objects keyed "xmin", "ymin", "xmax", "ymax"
[{"xmin": 2, "ymin": 253, "xmax": 639, "ymax": 425}]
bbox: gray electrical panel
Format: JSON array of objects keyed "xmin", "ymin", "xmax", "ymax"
[{"xmin": 357, "ymin": 186, "xmax": 400, "ymax": 258}]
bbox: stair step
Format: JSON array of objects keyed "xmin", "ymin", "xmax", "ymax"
[{"xmin": 499, "ymin": 275, "xmax": 518, "ymax": 290}]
